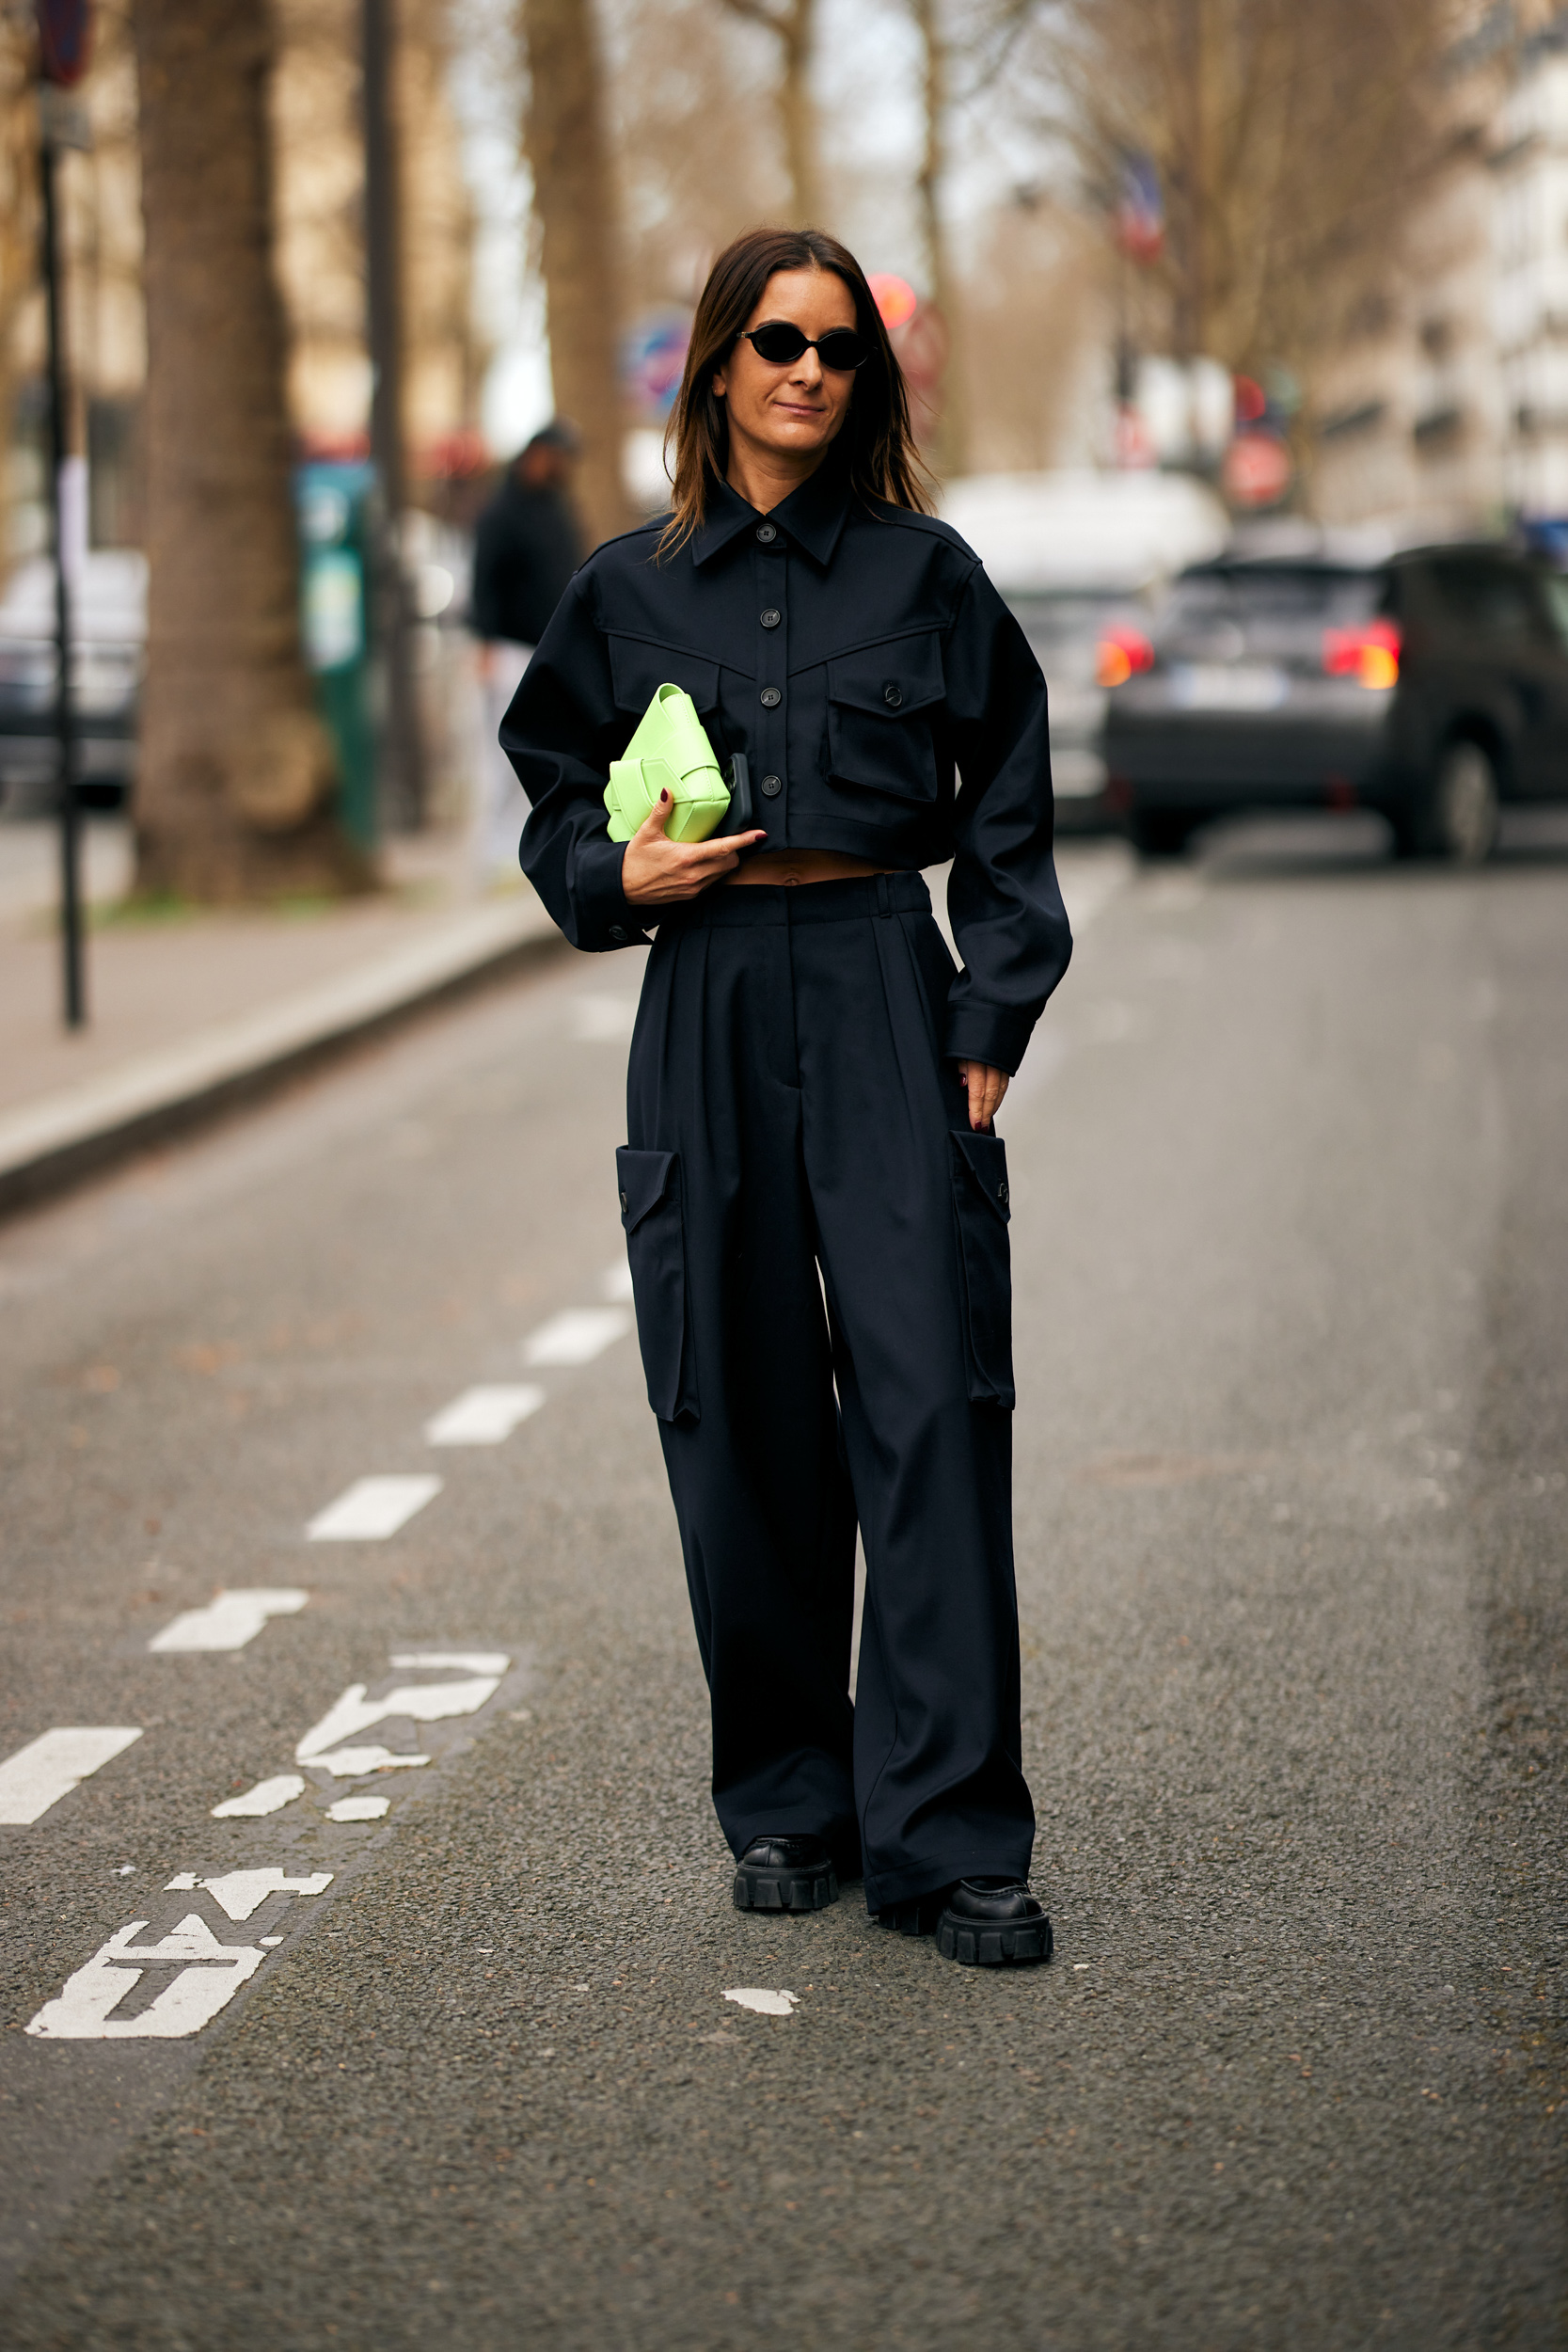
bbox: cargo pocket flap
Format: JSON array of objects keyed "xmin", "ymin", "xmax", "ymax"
[
  {"xmin": 617, "ymin": 1146, "xmax": 677, "ymax": 1233},
  {"xmin": 615, "ymin": 1147, "xmax": 697, "ymax": 1422},
  {"xmin": 950, "ymin": 1128, "xmax": 1011, "ymax": 1223}
]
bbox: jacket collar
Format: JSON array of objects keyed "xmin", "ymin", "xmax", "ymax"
[{"xmin": 689, "ymin": 445, "xmax": 853, "ymax": 569}]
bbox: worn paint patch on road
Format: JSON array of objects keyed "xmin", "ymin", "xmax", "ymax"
[
  {"xmin": 522, "ymin": 1308, "xmax": 629, "ymax": 1366},
  {"xmin": 0, "ymin": 1727, "xmax": 143, "ymax": 1825},
  {"xmin": 210, "ymin": 1773, "xmax": 306, "ymax": 1819},
  {"xmin": 722, "ymin": 1988, "xmax": 800, "ymax": 2017},
  {"xmin": 306, "ymin": 1475, "xmax": 442, "ymax": 1541},
  {"xmin": 423, "ymin": 1384, "xmax": 546, "ymax": 1445},
  {"xmin": 294, "ymin": 1664, "xmax": 506, "ymax": 1772},
  {"xmin": 150, "ymin": 1589, "xmax": 309, "ymax": 1652},
  {"xmin": 326, "ymin": 1795, "xmax": 389, "ymax": 1821}
]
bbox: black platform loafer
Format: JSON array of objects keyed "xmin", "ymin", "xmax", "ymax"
[
  {"xmin": 733, "ymin": 1834, "xmax": 838, "ymax": 1913},
  {"xmin": 935, "ymin": 1878, "xmax": 1053, "ymax": 1966}
]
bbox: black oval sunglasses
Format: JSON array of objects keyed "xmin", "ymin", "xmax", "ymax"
[{"xmin": 740, "ymin": 321, "xmax": 871, "ymax": 373}]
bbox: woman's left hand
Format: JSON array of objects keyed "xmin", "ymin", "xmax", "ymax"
[{"xmin": 957, "ymin": 1060, "xmax": 1009, "ymax": 1133}]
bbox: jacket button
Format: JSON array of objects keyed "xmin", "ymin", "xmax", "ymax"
[
  {"xmin": 759, "ymin": 686, "xmax": 782, "ymax": 708},
  {"xmin": 619, "ymin": 1190, "xmax": 629, "ymax": 1213},
  {"xmin": 760, "ymin": 608, "xmax": 781, "ymax": 628},
  {"xmin": 755, "ymin": 523, "xmax": 777, "ymax": 544},
  {"xmin": 609, "ymin": 925, "xmax": 627, "ymax": 942},
  {"xmin": 883, "ymin": 682, "xmax": 904, "ymax": 708},
  {"xmin": 760, "ymin": 772, "xmax": 783, "ymax": 797}
]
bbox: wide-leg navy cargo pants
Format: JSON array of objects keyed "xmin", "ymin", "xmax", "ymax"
[{"xmin": 617, "ymin": 872, "xmax": 1034, "ymax": 1913}]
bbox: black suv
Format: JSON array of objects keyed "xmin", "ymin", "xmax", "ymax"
[{"xmin": 1101, "ymin": 543, "xmax": 1568, "ymax": 859}]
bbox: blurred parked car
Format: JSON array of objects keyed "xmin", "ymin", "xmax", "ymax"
[
  {"xmin": 0, "ymin": 549, "xmax": 146, "ymax": 813},
  {"xmin": 941, "ymin": 470, "xmax": 1229, "ymax": 829},
  {"xmin": 1103, "ymin": 542, "xmax": 1568, "ymax": 860}
]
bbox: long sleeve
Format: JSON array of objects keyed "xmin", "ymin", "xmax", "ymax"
[
  {"xmin": 940, "ymin": 567, "xmax": 1073, "ymax": 1073},
  {"xmin": 499, "ymin": 575, "xmax": 651, "ymax": 952}
]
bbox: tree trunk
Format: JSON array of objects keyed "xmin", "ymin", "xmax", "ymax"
[
  {"xmin": 911, "ymin": 0, "xmax": 967, "ymax": 476},
  {"xmin": 719, "ymin": 0, "xmax": 819, "ymax": 226},
  {"xmin": 131, "ymin": 0, "xmax": 363, "ymax": 901},
  {"xmin": 520, "ymin": 0, "xmax": 633, "ymax": 549}
]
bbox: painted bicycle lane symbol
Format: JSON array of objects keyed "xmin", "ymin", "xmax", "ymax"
[{"xmin": 26, "ymin": 1651, "xmax": 517, "ymax": 2041}]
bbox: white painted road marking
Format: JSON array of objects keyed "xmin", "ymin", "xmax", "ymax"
[
  {"xmin": 522, "ymin": 1307, "xmax": 630, "ymax": 1366},
  {"xmin": 27, "ymin": 1917, "xmax": 266, "ymax": 2040},
  {"xmin": 0, "ymin": 1727, "xmax": 143, "ymax": 1825},
  {"xmin": 601, "ymin": 1258, "xmax": 635, "ymax": 1303},
  {"xmin": 306, "ymin": 1474, "xmax": 442, "ymax": 1541},
  {"xmin": 723, "ymin": 1988, "xmax": 800, "ymax": 2016},
  {"xmin": 572, "ymin": 993, "xmax": 639, "ymax": 1041},
  {"xmin": 327, "ymin": 1795, "xmax": 389, "ymax": 1821},
  {"xmin": 150, "ymin": 1588, "xmax": 309, "ymax": 1652},
  {"xmin": 165, "ymin": 1868, "xmax": 333, "ymax": 1920},
  {"xmin": 210, "ymin": 1773, "xmax": 305, "ymax": 1819},
  {"xmin": 423, "ymin": 1384, "xmax": 545, "ymax": 1445},
  {"xmin": 390, "ymin": 1650, "xmax": 510, "ymax": 1674},
  {"xmin": 295, "ymin": 1665, "xmax": 507, "ymax": 1769}
]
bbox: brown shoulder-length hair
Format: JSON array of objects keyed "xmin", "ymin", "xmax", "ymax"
[{"xmin": 657, "ymin": 226, "xmax": 934, "ymax": 558}]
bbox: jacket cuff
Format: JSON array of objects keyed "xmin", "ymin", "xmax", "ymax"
[
  {"xmin": 571, "ymin": 834, "xmax": 652, "ymax": 951},
  {"xmin": 942, "ymin": 1001, "xmax": 1035, "ymax": 1077}
]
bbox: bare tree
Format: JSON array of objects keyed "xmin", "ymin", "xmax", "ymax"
[
  {"xmin": 910, "ymin": 0, "xmax": 968, "ymax": 473},
  {"xmin": 715, "ymin": 0, "xmax": 819, "ymax": 225},
  {"xmin": 1033, "ymin": 0, "xmax": 1454, "ymax": 387},
  {"xmin": 520, "ymin": 0, "xmax": 635, "ymax": 547},
  {"xmin": 131, "ymin": 0, "xmax": 360, "ymax": 900}
]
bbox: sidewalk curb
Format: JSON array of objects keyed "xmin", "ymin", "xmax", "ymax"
[{"xmin": 0, "ymin": 893, "xmax": 566, "ymax": 1220}]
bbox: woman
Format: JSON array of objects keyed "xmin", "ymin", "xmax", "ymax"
[{"xmin": 500, "ymin": 227, "xmax": 1070, "ymax": 1966}]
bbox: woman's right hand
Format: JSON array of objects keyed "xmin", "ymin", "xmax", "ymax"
[{"xmin": 621, "ymin": 789, "xmax": 768, "ymax": 905}]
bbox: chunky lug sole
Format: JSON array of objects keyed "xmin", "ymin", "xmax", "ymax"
[
  {"xmin": 733, "ymin": 1856, "xmax": 839, "ymax": 1913},
  {"xmin": 878, "ymin": 1892, "xmax": 948, "ymax": 1937},
  {"xmin": 935, "ymin": 1908, "xmax": 1053, "ymax": 1966}
]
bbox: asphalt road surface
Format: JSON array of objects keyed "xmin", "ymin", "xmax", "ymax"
[{"xmin": 1, "ymin": 817, "xmax": 1565, "ymax": 2350}]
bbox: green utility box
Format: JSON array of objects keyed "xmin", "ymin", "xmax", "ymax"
[{"xmin": 294, "ymin": 461, "xmax": 377, "ymax": 849}]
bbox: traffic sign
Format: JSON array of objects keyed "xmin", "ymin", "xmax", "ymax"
[
  {"xmin": 1224, "ymin": 430, "xmax": 1292, "ymax": 509},
  {"xmin": 37, "ymin": 0, "xmax": 91, "ymax": 87}
]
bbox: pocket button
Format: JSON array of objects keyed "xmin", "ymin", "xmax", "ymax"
[{"xmin": 882, "ymin": 682, "xmax": 904, "ymax": 708}]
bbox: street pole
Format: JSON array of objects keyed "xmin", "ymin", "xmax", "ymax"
[
  {"xmin": 40, "ymin": 98, "xmax": 84, "ymax": 1029},
  {"xmin": 362, "ymin": 0, "xmax": 425, "ymax": 834}
]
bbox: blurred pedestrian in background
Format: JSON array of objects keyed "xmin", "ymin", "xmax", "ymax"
[{"xmin": 469, "ymin": 421, "xmax": 584, "ymax": 884}]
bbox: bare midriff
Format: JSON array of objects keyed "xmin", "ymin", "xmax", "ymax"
[{"xmin": 725, "ymin": 848, "xmax": 898, "ymax": 888}]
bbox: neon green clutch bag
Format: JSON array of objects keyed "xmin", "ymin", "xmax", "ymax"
[{"xmin": 604, "ymin": 683, "xmax": 734, "ymax": 843}]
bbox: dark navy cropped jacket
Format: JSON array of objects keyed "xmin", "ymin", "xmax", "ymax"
[{"xmin": 499, "ymin": 452, "xmax": 1072, "ymax": 1073}]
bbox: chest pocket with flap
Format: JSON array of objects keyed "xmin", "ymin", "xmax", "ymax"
[
  {"xmin": 609, "ymin": 634, "xmax": 721, "ymax": 723},
  {"xmin": 826, "ymin": 631, "xmax": 945, "ymax": 804}
]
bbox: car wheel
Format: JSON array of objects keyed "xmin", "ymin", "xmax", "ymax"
[
  {"xmin": 1129, "ymin": 809, "xmax": 1197, "ymax": 859},
  {"xmin": 1418, "ymin": 741, "xmax": 1500, "ymax": 866}
]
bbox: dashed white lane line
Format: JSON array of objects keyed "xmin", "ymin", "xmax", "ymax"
[
  {"xmin": 327, "ymin": 1795, "xmax": 389, "ymax": 1822},
  {"xmin": 306, "ymin": 1473, "xmax": 442, "ymax": 1541},
  {"xmin": 572, "ymin": 992, "xmax": 639, "ymax": 1041},
  {"xmin": 0, "ymin": 1727, "xmax": 143, "ymax": 1825},
  {"xmin": 522, "ymin": 1306, "xmax": 630, "ymax": 1366},
  {"xmin": 423, "ymin": 1383, "xmax": 545, "ymax": 1446},
  {"xmin": 723, "ymin": 1988, "xmax": 799, "ymax": 2016},
  {"xmin": 149, "ymin": 1588, "xmax": 309, "ymax": 1652},
  {"xmin": 211, "ymin": 1773, "xmax": 306, "ymax": 1820}
]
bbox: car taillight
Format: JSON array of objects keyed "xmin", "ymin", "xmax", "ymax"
[
  {"xmin": 1323, "ymin": 617, "xmax": 1401, "ymax": 690},
  {"xmin": 1096, "ymin": 625, "xmax": 1156, "ymax": 689}
]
